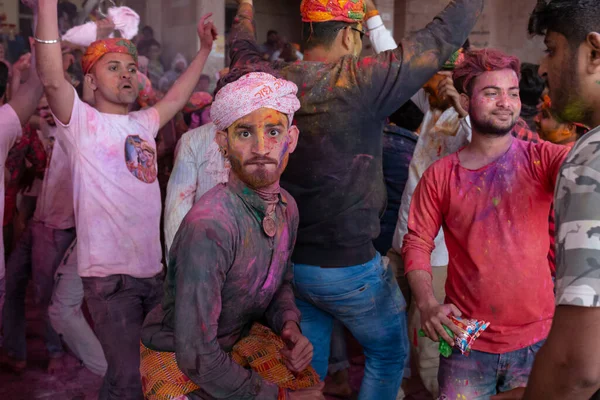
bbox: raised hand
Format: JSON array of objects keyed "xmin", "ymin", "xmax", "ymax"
[
  {"xmin": 96, "ymin": 18, "xmax": 116, "ymax": 40},
  {"xmin": 197, "ymin": 13, "xmax": 218, "ymax": 52},
  {"xmin": 437, "ymin": 71, "xmax": 468, "ymax": 118},
  {"xmin": 13, "ymin": 53, "xmax": 32, "ymax": 83}
]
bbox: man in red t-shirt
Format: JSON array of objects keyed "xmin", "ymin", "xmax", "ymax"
[{"xmin": 402, "ymin": 49, "xmax": 569, "ymax": 399}]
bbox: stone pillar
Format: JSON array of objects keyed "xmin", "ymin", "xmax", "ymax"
[
  {"xmin": 146, "ymin": 0, "xmax": 225, "ymax": 88},
  {"xmin": 198, "ymin": 0, "xmax": 226, "ymax": 85},
  {"xmin": 393, "ymin": 0, "xmax": 406, "ymax": 43},
  {"xmin": 253, "ymin": 0, "xmax": 302, "ymax": 46}
]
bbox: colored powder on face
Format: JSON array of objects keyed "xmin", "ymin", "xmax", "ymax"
[
  {"xmin": 560, "ymin": 99, "xmax": 589, "ymax": 123},
  {"xmin": 279, "ymin": 139, "xmax": 289, "ymax": 166}
]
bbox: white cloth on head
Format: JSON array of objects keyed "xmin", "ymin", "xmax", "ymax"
[
  {"xmin": 108, "ymin": 7, "xmax": 140, "ymax": 40},
  {"xmin": 210, "ymin": 72, "xmax": 301, "ymax": 131},
  {"xmin": 61, "ymin": 7, "xmax": 140, "ymax": 47}
]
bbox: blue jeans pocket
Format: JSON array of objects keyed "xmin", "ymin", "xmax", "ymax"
[{"xmin": 310, "ymin": 283, "xmax": 375, "ymax": 317}]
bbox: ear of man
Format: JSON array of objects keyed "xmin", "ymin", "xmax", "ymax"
[
  {"xmin": 215, "ymin": 129, "xmax": 228, "ymax": 156},
  {"xmin": 586, "ymin": 33, "xmax": 600, "ymax": 73},
  {"xmin": 340, "ymin": 26, "xmax": 353, "ymax": 52},
  {"xmin": 84, "ymin": 74, "xmax": 97, "ymax": 91},
  {"xmin": 286, "ymin": 125, "xmax": 300, "ymax": 154},
  {"xmin": 459, "ymin": 93, "xmax": 470, "ymax": 114}
]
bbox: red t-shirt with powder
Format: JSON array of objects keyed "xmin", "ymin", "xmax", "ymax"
[{"xmin": 402, "ymin": 139, "xmax": 569, "ymax": 354}]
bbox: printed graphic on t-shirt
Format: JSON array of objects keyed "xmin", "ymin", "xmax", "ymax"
[{"xmin": 124, "ymin": 135, "xmax": 157, "ymax": 183}]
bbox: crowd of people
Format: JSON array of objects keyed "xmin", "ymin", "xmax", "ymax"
[{"xmin": 0, "ymin": 0, "xmax": 599, "ymax": 399}]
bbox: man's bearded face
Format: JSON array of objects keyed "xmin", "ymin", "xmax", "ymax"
[
  {"xmin": 225, "ymin": 108, "xmax": 297, "ymax": 189},
  {"xmin": 540, "ymin": 31, "xmax": 593, "ymax": 125}
]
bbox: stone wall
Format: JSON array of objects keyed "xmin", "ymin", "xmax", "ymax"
[
  {"xmin": 403, "ymin": 0, "xmax": 545, "ymax": 64},
  {"xmin": 123, "ymin": 0, "xmax": 547, "ymax": 81}
]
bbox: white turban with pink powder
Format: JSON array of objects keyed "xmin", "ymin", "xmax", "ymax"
[{"xmin": 210, "ymin": 72, "xmax": 301, "ymax": 131}]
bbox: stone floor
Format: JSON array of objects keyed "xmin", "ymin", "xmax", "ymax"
[
  {"xmin": 0, "ymin": 293, "xmax": 102, "ymax": 400},
  {"xmin": 0, "ymin": 290, "xmax": 427, "ymax": 400}
]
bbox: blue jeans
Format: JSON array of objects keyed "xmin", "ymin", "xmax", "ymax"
[
  {"xmin": 293, "ymin": 253, "xmax": 408, "ymax": 400},
  {"xmin": 438, "ymin": 340, "xmax": 545, "ymax": 399}
]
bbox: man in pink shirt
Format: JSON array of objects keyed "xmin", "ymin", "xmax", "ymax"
[
  {"xmin": 35, "ymin": 1, "xmax": 217, "ymax": 398},
  {"xmin": 402, "ymin": 49, "xmax": 569, "ymax": 399}
]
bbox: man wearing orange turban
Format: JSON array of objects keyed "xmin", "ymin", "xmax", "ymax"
[
  {"xmin": 300, "ymin": 0, "xmax": 366, "ymax": 23},
  {"xmin": 82, "ymin": 37, "xmax": 139, "ymax": 75},
  {"xmin": 35, "ymin": 0, "xmax": 218, "ymax": 397}
]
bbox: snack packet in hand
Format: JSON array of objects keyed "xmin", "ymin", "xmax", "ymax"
[{"xmin": 419, "ymin": 315, "xmax": 490, "ymax": 357}]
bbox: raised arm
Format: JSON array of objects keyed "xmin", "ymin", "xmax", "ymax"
[
  {"xmin": 357, "ymin": 0, "xmax": 483, "ymax": 119},
  {"xmin": 228, "ymin": 0, "xmax": 272, "ymax": 68},
  {"xmin": 36, "ymin": 0, "xmax": 75, "ymax": 125},
  {"xmin": 153, "ymin": 14, "xmax": 216, "ymax": 129},
  {"xmin": 9, "ymin": 52, "xmax": 45, "ymax": 126}
]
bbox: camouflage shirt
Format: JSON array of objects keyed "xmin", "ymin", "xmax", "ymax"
[{"xmin": 555, "ymin": 126, "xmax": 600, "ymax": 307}]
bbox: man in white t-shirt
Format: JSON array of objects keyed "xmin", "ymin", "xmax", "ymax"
[
  {"xmin": 35, "ymin": 1, "xmax": 217, "ymax": 398},
  {"xmin": 0, "ymin": 52, "xmax": 45, "ymax": 352}
]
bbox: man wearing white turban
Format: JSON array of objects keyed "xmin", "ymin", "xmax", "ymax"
[{"xmin": 141, "ymin": 70, "xmax": 325, "ymax": 400}]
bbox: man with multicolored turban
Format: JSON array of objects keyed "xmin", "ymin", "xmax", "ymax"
[
  {"xmin": 141, "ymin": 70, "xmax": 324, "ymax": 400},
  {"xmin": 34, "ymin": 0, "xmax": 217, "ymax": 398},
  {"xmin": 229, "ymin": 0, "xmax": 483, "ymax": 398}
]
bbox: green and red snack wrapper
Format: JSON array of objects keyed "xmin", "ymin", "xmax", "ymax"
[{"xmin": 418, "ymin": 316, "xmax": 490, "ymax": 357}]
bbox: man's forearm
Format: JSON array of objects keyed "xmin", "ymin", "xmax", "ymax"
[
  {"xmin": 231, "ymin": 2, "xmax": 255, "ymax": 45},
  {"xmin": 407, "ymin": 270, "xmax": 437, "ymax": 310},
  {"xmin": 36, "ymin": 0, "xmax": 74, "ymax": 125},
  {"xmin": 36, "ymin": 0, "xmax": 66, "ymax": 90},
  {"xmin": 229, "ymin": 1, "xmax": 263, "ymax": 68},
  {"xmin": 10, "ymin": 55, "xmax": 44, "ymax": 125},
  {"xmin": 156, "ymin": 49, "xmax": 210, "ymax": 129}
]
